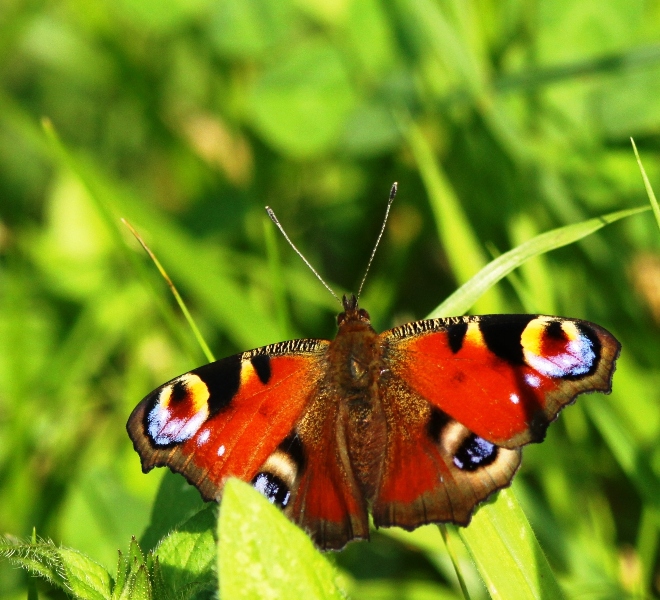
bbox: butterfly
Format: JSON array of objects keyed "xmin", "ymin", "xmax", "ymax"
[{"xmin": 127, "ymin": 187, "xmax": 621, "ymax": 550}]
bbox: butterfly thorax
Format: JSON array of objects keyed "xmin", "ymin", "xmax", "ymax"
[{"xmin": 328, "ymin": 299, "xmax": 387, "ymax": 499}]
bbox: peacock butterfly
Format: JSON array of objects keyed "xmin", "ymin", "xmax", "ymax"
[{"xmin": 127, "ymin": 185, "xmax": 621, "ymax": 550}]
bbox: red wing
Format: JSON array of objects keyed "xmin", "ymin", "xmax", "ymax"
[
  {"xmin": 372, "ymin": 375, "xmax": 521, "ymax": 529},
  {"xmin": 382, "ymin": 314, "xmax": 621, "ymax": 447},
  {"xmin": 252, "ymin": 391, "xmax": 370, "ymax": 551},
  {"xmin": 127, "ymin": 339, "xmax": 329, "ymax": 502}
]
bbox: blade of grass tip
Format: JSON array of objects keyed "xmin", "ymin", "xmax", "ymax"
[
  {"xmin": 431, "ymin": 205, "xmax": 649, "ymax": 318},
  {"xmin": 263, "ymin": 216, "xmax": 295, "ymax": 340},
  {"xmin": 631, "ymin": 138, "xmax": 660, "ymax": 231},
  {"xmin": 122, "ymin": 219, "xmax": 215, "ymax": 364},
  {"xmin": 438, "ymin": 524, "xmax": 471, "ymax": 600}
]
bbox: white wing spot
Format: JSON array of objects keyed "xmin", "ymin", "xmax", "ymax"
[
  {"xmin": 196, "ymin": 429, "xmax": 210, "ymax": 446},
  {"xmin": 524, "ymin": 334, "xmax": 595, "ymax": 377},
  {"xmin": 510, "ymin": 393, "xmax": 520, "ymax": 404},
  {"xmin": 217, "ymin": 444, "xmax": 226, "ymax": 457},
  {"xmin": 147, "ymin": 405, "xmax": 206, "ymax": 446},
  {"xmin": 525, "ymin": 373, "xmax": 541, "ymax": 388}
]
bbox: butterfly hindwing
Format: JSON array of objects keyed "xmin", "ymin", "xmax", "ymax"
[
  {"xmin": 383, "ymin": 314, "xmax": 621, "ymax": 448},
  {"xmin": 253, "ymin": 392, "xmax": 370, "ymax": 550},
  {"xmin": 127, "ymin": 339, "xmax": 329, "ymax": 501},
  {"xmin": 372, "ymin": 374, "xmax": 521, "ymax": 528}
]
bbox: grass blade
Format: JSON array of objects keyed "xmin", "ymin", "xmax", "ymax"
[
  {"xmin": 631, "ymin": 138, "xmax": 660, "ymax": 231},
  {"xmin": 458, "ymin": 489, "xmax": 565, "ymax": 600},
  {"xmin": 431, "ymin": 206, "xmax": 649, "ymax": 318},
  {"xmin": 122, "ymin": 219, "xmax": 215, "ymax": 363},
  {"xmin": 404, "ymin": 118, "xmax": 503, "ymax": 314}
]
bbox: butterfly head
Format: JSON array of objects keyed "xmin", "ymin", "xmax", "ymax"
[{"xmin": 338, "ymin": 294, "xmax": 371, "ymax": 327}]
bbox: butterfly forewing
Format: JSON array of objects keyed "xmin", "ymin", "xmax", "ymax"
[
  {"xmin": 127, "ymin": 339, "xmax": 329, "ymax": 501},
  {"xmin": 382, "ymin": 314, "xmax": 621, "ymax": 448}
]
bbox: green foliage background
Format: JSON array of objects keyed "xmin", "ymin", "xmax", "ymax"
[{"xmin": 2, "ymin": 0, "xmax": 660, "ymax": 597}]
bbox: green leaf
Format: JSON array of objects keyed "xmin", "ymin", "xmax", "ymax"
[
  {"xmin": 129, "ymin": 564, "xmax": 152, "ymax": 600},
  {"xmin": 431, "ymin": 205, "xmax": 649, "ymax": 318},
  {"xmin": 111, "ymin": 550, "xmax": 128, "ymax": 600},
  {"xmin": 127, "ymin": 536, "xmax": 146, "ymax": 568},
  {"xmin": 156, "ymin": 505, "xmax": 217, "ymax": 597},
  {"xmin": 458, "ymin": 489, "xmax": 564, "ymax": 599},
  {"xmin": 149, "ymin": 557, "xmax": 170, "ymax": 600},
  {"xmin": 140, "ymin": 469, "xmax": 205, "ymax": 554},
  {"xmin": 1, "ymin": 536, "xmax": 113, "ymax": 600},
  {"xmin": 218, "ymin": 479, "xmax": 345, "ymax": 600}
]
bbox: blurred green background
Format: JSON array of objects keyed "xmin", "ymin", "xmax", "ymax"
[{"xmin": 2, "ymin": 0, "xmax": 660, "ymax": 598}]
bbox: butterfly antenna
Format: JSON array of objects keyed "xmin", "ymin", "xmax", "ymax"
[
  {"xmin": 266, "ymin": 206, "xmax": 342, "ymax": 306},
  {"xmin": 356, "ymin": 182, "xmax": 397, "ymax": 301}
]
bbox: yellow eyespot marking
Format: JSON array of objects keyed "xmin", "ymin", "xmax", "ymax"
[
  {"xmin": 259, "ymin": 450, "xmax": 298, "ymax": 488},
  {"xmin": 178, "ymin": 373, "xmax": 210, "ymax": 414},
  {"xmin": 521, "ymin": 318, "xmax": 596, "ymax": 378},
  {"xmin": 520, "ymin": 317, "xmax": 551, "ymax": 355},
  {"xmin": 559, "ymin": 321, "xmax": 580, "ymax": 342},
  {"xmin": 465, "ymin": 322, "xmax": 485, "ymax": 347},
  {"xmin": 240, "ymin": 357, "xmax": 259, "ymax": 387},
  {"xmin": 158, "ymin": 385, "xmax": 173, "ymax": 408}
]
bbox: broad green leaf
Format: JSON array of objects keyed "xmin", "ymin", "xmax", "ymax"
[
  {"xmin": 59, "ymin": 548, "xmax": 115, "ymax": 600},
  {"xmin": 218, "ymin": 479, "xmax": 345, "ymax": 600},
  {"xmin": 0, "ymin": 537, "xmax": 112, "ymax": 600},
  {"xmin": 156, "ymin": 505, "xmax": 217, "ymax": 596},
  {"xmin": 431, "ymin": 206, "xmax": 649, "ymax": 318},
  {"xmin": 458, "ymin": 489, "xmax": 564, "ymax": 600}
]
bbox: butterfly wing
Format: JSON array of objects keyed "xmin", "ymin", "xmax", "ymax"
[
  {"xmin": 370, "ymin": 314, "xmax": 620, "ymax": 529},
  {"xmin": 127, "ymin": 337, "xmax": 369, "ymax": 549},
  {"xmin": 127, "ymin": 339, "xmax": 330, "ymax": 502},
  {"xmin": 372, "ymin": 377, "xmax": 521, "ymax": 528},
  {"xmin": 382, "ymin": 314, "xmax": 620, "ymax": 447}
]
